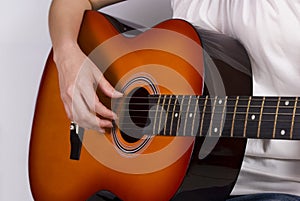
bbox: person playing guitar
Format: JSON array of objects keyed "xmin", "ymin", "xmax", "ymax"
[{"xmin": 35, "ymin": 0, "xmax": 300, "ymax": 200}]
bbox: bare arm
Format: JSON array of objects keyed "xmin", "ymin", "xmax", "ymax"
[
  {"xmin": 49, "ymin": 0, "xmax": 124, "ymax": 55},
  {"xmin": 49, "ymin": 0, "xmax": 125, "ymax": 132}
]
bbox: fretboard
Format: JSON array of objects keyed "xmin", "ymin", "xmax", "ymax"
[{"xmin": 120, "ymin": 95, "xmax": 300, "ymax": 140}]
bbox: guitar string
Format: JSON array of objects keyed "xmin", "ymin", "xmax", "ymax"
[
  {"xmin": 111, "ymin": 96, "xmax": 300, "ymax": 136},
  {"xmin": 115, "ymin": 116, "xmax": 300, "ymax": 126},
  {"xmin": 115, "ymin": 102, "xmax": 300, "ymax": 109},
  {"xmin": 116, "ymin": 96, "xmax": 298, "ymax": 101},
  {"xmin": 108, "ymin": 126, "xmax": 300, "ymax": 138},
  {"xmin": 116, "ymin": 109, "xmax": 299, "ymax": 114}
]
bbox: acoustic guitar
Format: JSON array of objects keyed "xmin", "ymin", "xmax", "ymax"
[{"xmin": 29, "ymin": 11, "xmax": 300, "ymax": 201}]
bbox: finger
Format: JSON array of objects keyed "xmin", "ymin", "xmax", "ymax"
[
  {"xmin": 94, "ymin": 96, "xmax": 117, "ymax": 120},
  {"xmin": 73, "ymin": 85, "xmax": 115, "ymax": 130},
  {"xmin": 91, "ymin": 115, "xmax": 113, "ymax": 133},
  {"xmin": 79, "ymin": 114, "xmax": 114, "ymax": 133},
  {"xmin": 71, "ymin": 85, "xmax": 99, "ymax": 129},
  {"xmin": 59, "ymin": 87, "xmax": 75, "ymax": 121},
  {"xmin": 80, "ymin": 114, "xmax": 108, "ymax": 133},
  {"xmin": 78, "ymin": 80, "xmax": 117, "ymax": 120},
  {"xmin": 63, "ymin": 101, "xmax": 73, "ymax": 120},
  {"xmin": 58, "ymin": 80, "xmax": 74, "ymax": 120},
  {"xmin": 97, "ymin": 73, "xmax": 123, "ymax": 98},
  {"xmin": 98, "ymin": 118, "xmax": 114, "ymax": 130},
  {"xmin": 73, "ymin": 100, "xmax": 107, "ymax": 133},
  {"xmin": 87, "ymin": 58, "xmax": 122, "ymax": 98}
]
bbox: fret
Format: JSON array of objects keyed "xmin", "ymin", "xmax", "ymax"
[
  {"xmin": 169, "ymin": 96, "xmax": 179, "ymax": 136},
  {"xmin": 183, "ymin": 96, "xmax": 192, "ymax": 136},
  {"xmin": 208, "ymin": 96, "xmax": 226, "ymax": 137},
  {"xmin": 208, "ymin": 96, "xmax": 218, "ymax": 136},
  {"xmin": 259, "ymin": 97, "xmax": 278, "ymax": 139},
  {"xmin": 177, "ymin": 95, "xmax": 190, "ymax": 136},
  {"xmin": 221, "ymin": 96, "xmax": 236, "ymax": 137},
  {"xmin": 293, "ymin": 98, "xmax": 300, "ymax": 140},
  {"xmin": 183, "ymin": 95, "xmax": 201, "ymax": 137},
  {"xmin": 245, "ymin": 97, "xmax": 262, "ymax": 138},
  {"xmin": 158, "ymin": 95, "xmax": 167, "ymax": 134},
  {"xmin": 290, "ymin": 97, "xmax": 298, "ymax": 139},
  {"xmin": 232, "ymin": 96, "xmax": 249, "ymax": 138},
  {"xmin": 163, "ymin": 95, "xmax": 172, "ymax": 136},
  {"xmin": 230, "ymin": 96, "xmax": 239, "ymax": 137},
  {"xmin": 199, "ymin": 95, "xmax": 209, "ymax": 137},
  {"xmin": 175, "ymin": 95, "xmax": 185, "ymax": 137},
  {"xmin": 257, "ymin": 97, "xmax": 265, "ymax": 139},
  {"xmin": 275, "ymin": 97, "xmax": 295, "ymax": 140},
  {"xmin": 191, "ymin": 96, "xmax": 200, "ymax": 137},
  {"xmin": 164, "ymin": 95, "xmax": 177, "ymax": 136},
  {"xmin": 272, "ymin": 97, "xmax": 281, "ymax": 139},
  {"xmin": 220, "ymin": 97, "xmax": 228, "ymax": 137},
  {"xmin": 152, "ymin": 95, "xmax": 161, "ymax": 134},
  {"xmin": 243, "ymin": 97, "xmax": 252, "ymax": 138}
]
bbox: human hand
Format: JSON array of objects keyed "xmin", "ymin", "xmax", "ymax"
[{"xmin": 53, "ymin": 44, "xmax": 123, "ymax": 133}]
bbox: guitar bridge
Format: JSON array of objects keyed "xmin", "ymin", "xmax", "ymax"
[{"xmin": 69, "ymin": 122, "xmax": 84, "ymax": 160}]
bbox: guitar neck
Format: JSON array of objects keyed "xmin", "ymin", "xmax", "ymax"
[{"xmin": 132, "ymin": 95, "xmax": 300, "ymax": 140}]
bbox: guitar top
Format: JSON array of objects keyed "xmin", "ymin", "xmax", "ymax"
[{"xmin": 29, "ymin": 10, "xmax": 290, "ymax": 201}]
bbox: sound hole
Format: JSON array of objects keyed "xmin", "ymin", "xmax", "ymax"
[{"xmin": 120, "ymin": 87, "xmax": 151, "ymax": 143}]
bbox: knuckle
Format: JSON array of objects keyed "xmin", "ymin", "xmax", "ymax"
[
  {"xmin": 60, "ymin": 88, "xmax": 74, "ymax": 104},
  {"xmin": 100, "ymin": 121, "xmax": 112, "ymax": 129},
  {"xmin": 78, "ymin": 113, "xmax": 89, "ymax": 123},
  {"xmin": 66, "ymin": 86, "xmax": 74, "ymax": 98},
  {"xmin": 66, "ymin": 113, "xmax": 73, "ymax": 121},
  {"xmin": 60, "ymin": 92, "xmax": 68, "ymax": 103}
]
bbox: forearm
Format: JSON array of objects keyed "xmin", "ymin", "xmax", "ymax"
[
  {"xmin": 49, "ymin": 0, "xmax": 92, "ymax": 60},
  {"xmin": 48, "ymin": 0, "xmax": 124, "ymax": 130},
  {"xmin": 49, "ymin": 0, "xmax": 125, "ymax": 61}
]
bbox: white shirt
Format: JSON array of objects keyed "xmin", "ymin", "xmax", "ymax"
[{"xmin": 171, "ymin": 0, "xmax": 300, "ymax": 196}]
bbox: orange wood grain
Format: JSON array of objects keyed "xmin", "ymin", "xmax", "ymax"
[{"xmin": 29, "ymin": 11, "xmax": 203, "ymax": 201}]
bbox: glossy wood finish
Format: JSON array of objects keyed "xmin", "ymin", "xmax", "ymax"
[{"xmin": 29, "ymin": 11, "xmax": 205, "ymax": 201}]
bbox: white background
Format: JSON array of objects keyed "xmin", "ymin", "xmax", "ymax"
[{"xmin": 0, "ymin": 0, "xmax": 172, "ymax": 200}]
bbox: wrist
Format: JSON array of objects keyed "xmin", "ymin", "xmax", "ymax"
[{"xmin": 52, "ymin": 41, "xmax": 81, "ymax": 64}]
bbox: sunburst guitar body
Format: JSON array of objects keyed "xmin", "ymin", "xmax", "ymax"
[{"xmin": 29, "ymin": 11, "xmax": 250, "ymax": 201}]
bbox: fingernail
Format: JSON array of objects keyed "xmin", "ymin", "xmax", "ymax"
[
  {"xmin": 113, "ymin": 90, "xmax": 123, "ymax": 98},
  {"xmin": 112, "ymin": 112, "xmax": 118, "ymax": 120}
]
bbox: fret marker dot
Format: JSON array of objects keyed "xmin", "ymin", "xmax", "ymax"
[
  {"xmin": 214, "ymin": 128, "xmax": 218, "ymax": 133},
  {"xmin": 189, "ymin": 113, "xmax": 193, "ymax": 118},
  {"xmin": 285, "ymin": 101, "xmax": 289, "ymax": 106},
  {"xmin": 280, "ymin": 130, "xmax": 286, "ymax": 136},
  {"xmin": 175, "ymin": 113, "xmax": 178, "ymax": 118},
  {"xmin": 218, "ymin": 99, "xmax": 223, "ymax": 104},
  {"xmin": 251, "ymin": 115, "xmax": 256, "ymax": 120}
]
